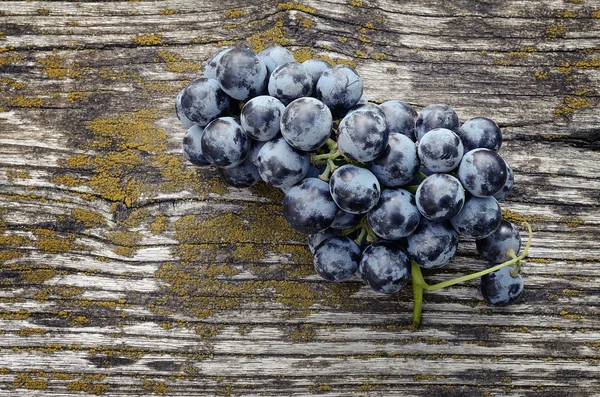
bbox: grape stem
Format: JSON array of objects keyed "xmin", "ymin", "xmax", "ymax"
[
  {"xmin": 311, "ymin": 150, "xmax": 341, "ymax": 162},
  {"xmin": 417, "ymin": 170, "xmax": 429, "ymax": 180},
  {"xmin": 403, "ymin": 185, "xmax": 420, "ymax": 194},
  {"xmin": 355, "ymin": 228, "xmax": 367, "ymax": 246},
  {"xmin": 410, "ymin": 222, "xmax": 533, "ymax": 327}
]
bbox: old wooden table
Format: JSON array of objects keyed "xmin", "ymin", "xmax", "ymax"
[{"xmin": 1, "ymin": 0, "xmax": 599, "ymax": 395}]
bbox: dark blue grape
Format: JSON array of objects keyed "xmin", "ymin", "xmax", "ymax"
[
  {"xmin": 379, "ymin": 100, "xmax": 417, "ymax": 141},
  {"xmin": 458, "ymin": 117, "xmax": 502, "ymax": 152},
  {"xmin": 406, "ymin": 219, "xmax": 458, "ymax": 269},
  {"xmin": 494, "ymin": 160, "xmax": 514, "ymax": 201},
  {"xmin": 204, "ymin": 48, "xmax": 232, "ymax": 80},
  {"xmin": 247, "ymin": 139, "xmax": 268, "ymax": 167},
  {"xmin": 416, "ymin": 174, "xmax": 465, "ymax": 221},
  {"xmin": 180, "ymin": 78, "xmax": 231, "ymax": 126},
  {"xmin": 450, "ymin": 196, "xmax": 502, "ymax": 239},
  {"xmin": 182, "ymin": 125, "xmax": 209, "ymax": 166},
  {"xmin": 458, "ymin": 148, "xmax": 508, "ymax": 198},
  {"xmin": 476, "ymin": 220, "xmax": 521, "ymax": 264},
  {"xmin": 302, "ymin": 59, "xmax": 331, "ymax": 88},
  {"xmin": 268, "ymin": 62, "xmax": 313, "ymax": 105},
  {"xmin": 308, "ymin": 228, "xmax": 340, "ymax": 254},
  {"xmin": 418, "ymin": 128, "xmax": 464, "ymax": 173},
  {"xmin": 480, "ymin": 266, "xmax": 523, "ymax": 306},
  {"xmin": 330, "ymin": 208, "xmax": 363, "ymax": 230},
  {"xmin": 367, "ymin": 189, "xmax": 421, "ymax": 240},
  {"xmin": 217, "ymin": 158, "xmax": 261, "ymax": 188},
  {"xmin": 241, "ymin": 95, "xmax": 285, "ymax": 141},
  {"xmin": 316, "ymin": 65, "xmax": 363, "ymax": 112},
  {"xmin": 348, "ymin": 102, "xmax": 386, "ymax": 118},
  {"xmin": 258, "ymin": 46, "xmax": 295, "ymax": 76},
  {"xmin": 281, "ymin": 97, "xmax": 332, "ymax": 151},
  {"xmin": 175, "ymin": 88, "xmax": 194, "ymax": 127},
  {"xmin": 329, "ymin": 165, "xmax": 380, "ymax": 214},
  {"xmin": 305, "ymin": 163, "xmax": 325, "ymax": 179},
  {"xmin": 216, "ymin": 48, "xmax": 267, "ymax": 101},
  {"xmin": 415, "ymin": 104, "xmax": 459, "ymax": 141},
  {"xmin": 282, "ymin": 178, "xmax": 337, "ymax": 234},
  {"xmin": 256, "ymin": 137, "xmax": 310, "ymax": 188},
  {"xmin": 338, "ymin": 108, "xmax": 388, "ymax": 162},
  {"xmin": 201, "ymin": 117, "xmax": 249, "ymax": 168},
  {"xmin": 314, "ymin": 236, "xmax": 361, "ymax": 282},
  {"xmin": 359, "ymin": 242, "xmax": 411, "ymax": 294},
  {"xmin": 368, "ymin": 133, "xmax": 419, "ymax": 187}
]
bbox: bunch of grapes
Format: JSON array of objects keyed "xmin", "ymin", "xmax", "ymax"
[{"xmin": 176, "ymin": 46, "xmax": 532, "ymax": 326}]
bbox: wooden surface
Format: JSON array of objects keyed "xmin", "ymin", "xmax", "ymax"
[{"xmin": 1, "ymin": 0, "xmax": 599, "ymax": 395}]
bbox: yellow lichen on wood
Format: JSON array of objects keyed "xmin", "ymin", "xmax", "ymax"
[
  {"xmin": 535, "ymin": 71, "xmax": 549, "ymax": 79},
  {"xmin": 66, "ymin": 381, "xmax": 110, "ymax": 394},
  {"xmin": 13, "ymin": 374, "xmax": 48, "ymax": 390},
  {"xmin": 225, "ymin": 9, "xmax": 245, "ymax": 19},
  {"xmin": 160, "ymin": 9, "xmax": 177, "ymax": 15},
  {"xmin": 155, "ymin": 49, "xmax": 201, "ymax": 73},
  {"xmin": 556, "ymin": 10, "xmax": 579, "ymax": 18},
  {"xmin": 67, "ymin": 91, "xmax": 88, "ymax": 103},
  {"xmin": 149, "ymin": 214, "xmax": 169, "ymax": 235},
  {"xmin": 38, "ymin": 55, "xmax": 85, "ymax": 79},
  {"xmin": 9, "ymin": 96, "xmax": 44, "ymax": 108},
  {"xmin": 545, "ymin": 24, "xmax": 566, "ymax": 39},
  {"xmin": 554, "ymin": 94, "xmax": 594, "ymax": 118},
  {"xmin": 248, "ymin": 20, "xmax": 290, "ymax": 53},
  {"xmin": 298, "ymin": 16, "xmax": 313, "ymax": 28},
  {"xmin": 132, "ymin": 34, "xmax": 162, "ymax": 46},
  {"xmin": 277, "ymin": 2, "xmax": 316, "ymax": 14},
  {"xmin": 143, "ymin": 380, "xmax": 169, "ymax": 395},
  {"xmin": 349, "ymin": 0, "xmax": 363, "ymax": 6},
  {"xmin": 34, "ymin": 228, "xmax": 80, "ymax": 254},
  {"xmin": 16, "ymin": 327, "xmax": 46, "ymax": 337},
  {"xmin": 72, "ymin": 208, "xmax": 106, "ymax": 227}
]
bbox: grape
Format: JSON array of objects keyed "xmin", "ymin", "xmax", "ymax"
[
  {"xmin": 329, "ymin": 164, "xmax": 380, "ymax": 214},
  {"xmin": 256, "ymin": 137, "xmax": 310, "ymax": 188},
  {"xmin": 216, "ymin": 48, "xmax": 268, "ymax": 101},
  {"xmin": 268, "ymin": 62, "xmax": 313, "ymax": 105},
  {"xmin": 314, "ymin": 236, "xmax": 361, "ymax": 282},
  {"xmin": 418, "ymin": 128, "xmax": 464, "ymax": 173},
  {"xmin": 316, "ymin": 65, "xmax": 363, "ymax": 111},
  {"xmin": 241, "ymin": 95, "xmax": 285, "ymax": 141},
  {"xmin": 494, "ymin": 160, "xmax": 514, "ymax": 201},
  {"xmin": 182, "ymin": 125, "xmax": 209, "ymax": 166},
  {"xmin": 302, "ymin": 59, "xmax": 332, "ymax": 88},
  {"xmin": 406, "ymin": 219, "xmax": 458, "ymax": 269},
  {"xmin": 337, "ymin": 108, "xmax": 388, "ymax": 162},
  {"xmin": 330, "ymin": 208, "xmax": 363, "ymax": 230},
  {"xmin": 379, "ymin": 100, "xmax": 417, "ymax": 140},
  {"xmin": 480, "ymin": 266, "xmax": 523, "ymax": 306},
  {"xmin": 305, "ymin": 163, "xmax": 325, "ymax": 179},
  {"xmin": 258, "ymin": 46, "xmax": 295, "ymax": 76},
  {"xmin": 359, "ymin": 242, "xmax": 411, "ymax": 294},
  {"xmin": 450, "ymin": 196, "xmax": 501, "ymax": 239},
  {"xmin": 415, "ymin": 103, "xmax": 459, "ymax": 141},
  {"xmin": 308, "ymin": 228, "xmax": 340, "ymax": 254},
  {"xmin": 175, "ymin": 89, "xmax": 195, "ymax": 127},
  {"xmin": 368, "ymin": 133, "xmax": 419, "ymax": 187},
  {"xmin": 282, "ymin": 178, "xmax": 337, "ymax": 234},
  {"xmin": 416, "ymin": 174, "xmax": 465, "ymax": 221},
  {"xmin": 458, "ymin": 117, "xmax": 502, "ymax": 152},
  {"xmin": 180, "ymin": 78, "xmax": 231, "ymax": 126},
  {"xmin": 367, "ymin": 189, "xmax": 421, "ymax": 240},
  {"xmin": 349, "ymin": 101, "xmax": 386, "ymax": 118},
  {"xmin": 217, "ymin": 158, "xmax": 261, "ymax": 188},
  {"xmin": 476, "ymin": 220, "xmax": 521, "ymax": 264},
  {"xmin": 458, "ymin": 148, "xmax": 508, "ymax": 198},
  {"xmin": 281, "ymin": 97, "xmax": 332, "ymax": 151},
  {"xmin": 201, "ymin": 117, "xmax": 249, "ymax": 168},
  {"xmin": 204, "ymin": 48, "xmax": 232, "ymax": 80}
]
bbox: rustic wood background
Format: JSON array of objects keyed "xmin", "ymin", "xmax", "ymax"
[{"xmin": 1, "ymin": 0, "xmax": 599, "ymax": 396}]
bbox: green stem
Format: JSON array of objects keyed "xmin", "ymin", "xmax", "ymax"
[
  {"xmin": 341, "ymin": 223, "xmax": 362, "ymax": 236},
  {"xmin": 417, "ymin": 170, "xmax": 429, "ymax": 180},
  {"xmin": 326, "ymin": 138, "xmax": 338, "ymax": 151},
  {"xmin": 318, "ymin": 161, "xmax": 333, "ymax": 182},
  {"xmin": 411, "ymin": 262, "xmax": 425, "ymax": 327},
  {"xmin": 355, "ymin": 228, "xmax": 367, "ymax": 246},
  {"xmin": 403, "ymin": 185, "xmax": 420, "ymax": 194},
  {"xmin": 311, "ymin": 150, "xmax": 341, "ymax": 162}
]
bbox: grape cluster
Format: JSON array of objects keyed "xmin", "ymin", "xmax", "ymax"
[{"xmin": 177, "ymin": 46, "xmax": 531, "ymax": 326}]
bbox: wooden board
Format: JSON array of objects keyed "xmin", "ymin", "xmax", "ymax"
[{"xmin": 1, "ymin": 0, "xmax": 599, "ymax": 395}]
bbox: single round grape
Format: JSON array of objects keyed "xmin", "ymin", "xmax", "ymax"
[
  {"xmin": 216, "ymin": 48, "xmax": 268, "ymax": 101},
  {"xmin": 458, "ymin": 117, "xmax": 502, "ymax": 152},
  {"xmin": 302, "ymin": 58, "xmax": 331, "ymax": 88},
  {"xmin": 268, "ymin": 62, "xmax": 313, "ymax": 105},
  {"xmin": 476, "ymin": 220, "xmax": 521, "ymax": 264},
  {"xmin": 494, "ymin": 160, "xmax": 514, "ymax": 201},
  {"xmin": 180, "ymin": 78, "xmax": 231, "ymax": 126},
  {"xmin": 204, "ymin": 48, "xmax": 232, "ymax": 80},
  {"xmin": 359, "ymin": 242, "xmax": 411, "ymax": 294},
  {"xmin": 256, "ymin": 137, "xmax": 310, "ymax": 188},
  {"xmin": 330, "ymin": 208, "xmax": 363, "ymax": 230},
  {"xmin": 201, "ymin": 117, "xmax": 249, "ymax": 168},
  {"xmin": 406, "ymin": 219, "xmax": 458, "ymax": 269},
  {"xmin": 316, "ymin": 65, "xmax": 363, "ymax": 111},
  {"xmin": 182, "ymin": 125, "xmax": 209, "ymax": 166},
  {"xmin": 458, "ymin": 148, "xmax": 508, "ymax": 198},
  {"xmin": 416, "ymin": 174, "xmax": 465, "ymax": 221},
  {"xmin": 450, "ymin": 196, "xmax": 502, "ymax": 239},
  {"xmin": 241, "ymin": 95, "xmax": 285, "ymax": 141},
  {"xmin": 281, "ymin": 97, "xmax": 332, "ymax": 151},
  {"xmin": 415, "ymin": 104, "xmax": 459, "ymax": 141},
  {"xmin": 367, "ymin": 189, "xmax": 421, "ymax": 240},
  {"xmin": 282, "ymin": 178, "xmax": 337, "ymax": 234},
  {"xmin": 338, "ymin": 108, "xmax": 388, "ymax": 162},
  {"xmin": 368, "ymin": 133, "xmax": 419, "ymax": 187},
  {"xmin": 217, "ymin": 158, "xmax": 261, "ymax": 188},
  {"xmin": 175, "ymin": 88, "xmax": 195, "ymax": 127},
  {"xmin": 348, "ymin": 101, "xmax": 386, "ymax": 118},
  {"xmin": 258, "ymin": 46, "xmax": 295, "ymax": 76},
  {"xmin": 329, "ymin": 165, "xmax": 380, "ymax": 214},
  {"xmin": 308, "ymin": 228, "xmax": 340, "ymax": 254},
  {"xmin": 379, "ymin": 100, "xmax": 417, "ymax": 140},
  {"xmin": 480, "ymin": 266, "xmax": 524, "ymax": 306},
  {"xmin": 418, "ymin": 128, "xmax": 464, "ymax": 173},
  {"xmin": 247, "ymin": 139, "xmax": 268, "ymax": 167},
  {"xmin": 314, "ymin": 236, "xmax": 361, "ymax": 282}
]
